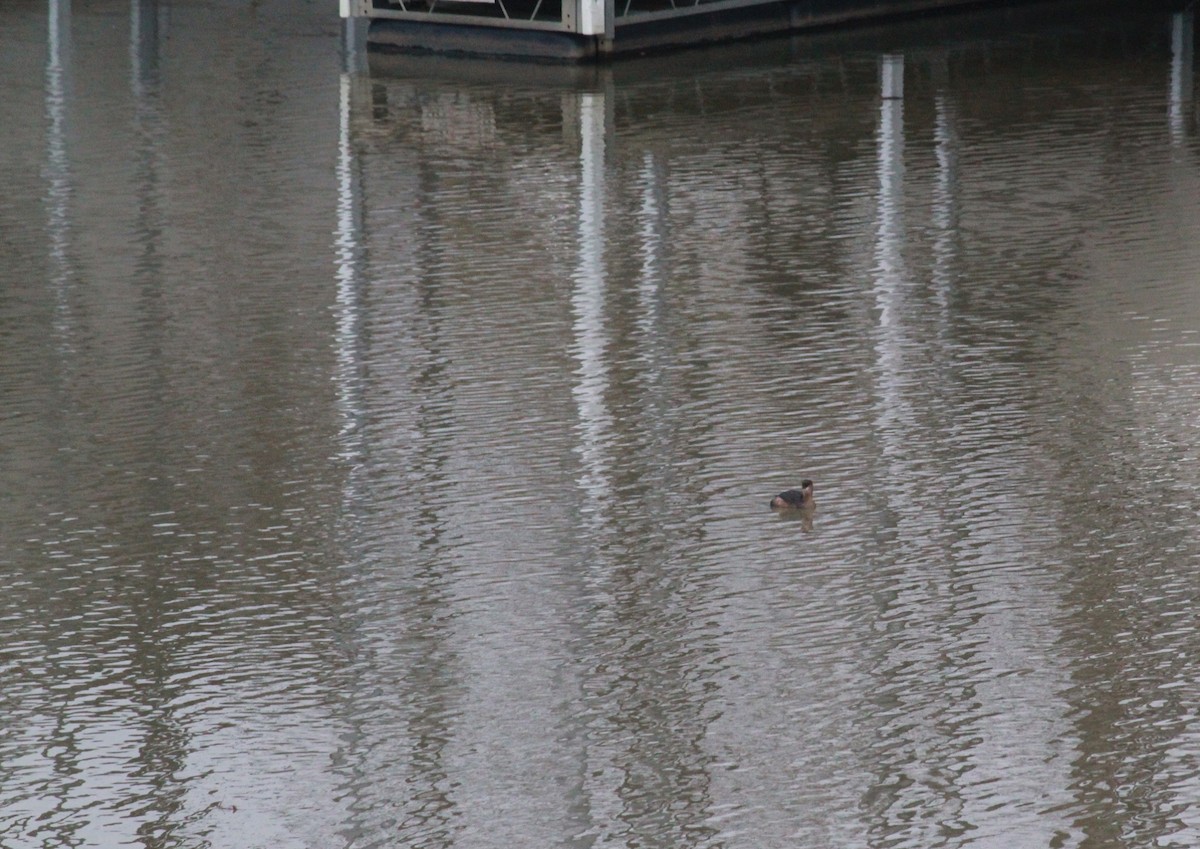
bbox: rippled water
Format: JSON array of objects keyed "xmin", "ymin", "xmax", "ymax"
[{"xmin": 4, "ymin": 2, "xmax": 1200, "ymax": 847}]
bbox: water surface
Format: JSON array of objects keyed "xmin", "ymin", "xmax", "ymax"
[{"xmin": 3, "ymin": 2, "xmax": 1200, "ymax": 847}]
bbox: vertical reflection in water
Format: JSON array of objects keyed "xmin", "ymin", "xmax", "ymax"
[
  {"xmin": 930, "ymin": 86, "xmax": 958, "ymax": 324},
  {"xmin": 870, "ymin": 54, "xmax": 909, "ymax": 501},
  {"xmin": 563, "ymin": 97, "xmax": 720, "ymax": 849},
  {"xmin": 36, "ymin": 5, "xmax": 79, "ymax": 836},
  {"xmin": 1169, "ymin": 10, "xmax": 1194, "ymax": 144},
  {"xmin": 635, "ymin": 152, "xmax": 670, "ymax": 464},
  {"xmin": 566, "ymin": 85, "xmax": 620, "ymax": 841},
  {"xmin": 127, "ymin": 0, "xmax": 193, "ymax": 837},
  {"xmin": 571, "ymin": 90, "xmax": 613, "ymax": 513},
  {"xmin": 617, "ymin": 152, "xmax": 720, "ymax": 849},
  {"xmin": 637, "ymin": 153, "xmax": 664, "ymax": 351},
  {"xmin": 389, "ymin": 119, "xmax": 465, "ymax": 849},
  {"xmin": 330, "ymin": 43, "xmax": 368, "ymax": 845},
  {"xmin": 330, "ymin": 79, "xmax": 467, "ymax": 848},
  {"xmin": 45, "ymin": 0, "xmax": 74, "ymax": 349},
  {"xmin": 864, "ymin": 52, "xmax": 943, "ymax": 844},
  {"xmin": 1054, "ymin": 60, "xmax": 1200, "ymax": 832},
  {"xmin": 863, "ymin": 51, "xmax": 1081, "ymax": 846},
  {"xmin": 333, "ymin": 61, "xmax": 366, "ymax": 471},
  {"xmin": 129, "ymin": 0, "xmax": 167, "ymax": 371},
  {"xmin": 130, "ymin": 0, "xmax": 162, "ymax": 130}
]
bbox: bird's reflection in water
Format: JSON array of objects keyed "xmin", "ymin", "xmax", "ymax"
[{"xmin": 773, "ymin": 508, "xmax": 814, "ymax": 531}]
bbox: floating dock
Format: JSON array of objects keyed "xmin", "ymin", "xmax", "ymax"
[{"xmin": 342, "ymin": 0, "xmax": 1020, "ymax": 62}]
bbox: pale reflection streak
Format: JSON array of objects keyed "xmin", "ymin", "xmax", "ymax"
[
  {"xmin": 866, "ymin": 53, "xmax": 944, "ymax": 844},
  {"xmin": 333, "ymin": 57, "xmax": 366, "ymax": 468},
  {"xmin": 566, "ymin": 88, "xmax": 622, "ymax": 839},
  {"xmin": 330, "ymin": 43, "xmax": 371, "ymax": 841},
  {"xmin": 871, "ymin": 55, "xmax": 909, "ymax": 475},
  {"xmin": 45, "ymin": 0, "xmax": 73, "ymax": 349},
  {"xmin": 571, "ymin": 91, "xmax": 614, "ymax": 510}
]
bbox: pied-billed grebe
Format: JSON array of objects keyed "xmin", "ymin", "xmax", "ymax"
[{"xmin": 770, "ymin": 479, "xmax": 814, "ymax": 510}]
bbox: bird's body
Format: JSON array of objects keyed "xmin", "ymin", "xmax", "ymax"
[{"xmin": 770, "ymin": 479, "xmax": 814, "ymax": 510}]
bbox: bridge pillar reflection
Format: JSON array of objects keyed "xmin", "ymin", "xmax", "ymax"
[
  {"xmin": 569, "ymin": 89, "xmax": 615, "ymax": 511},
  {"xmin": 1170, "ymin": 9, "xmax": 1194, "ymax": 142}
]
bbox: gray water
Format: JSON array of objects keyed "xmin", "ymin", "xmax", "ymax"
[{"xmin": 4, "ymin": 2, "xmax": 1200, "ymax": 847}]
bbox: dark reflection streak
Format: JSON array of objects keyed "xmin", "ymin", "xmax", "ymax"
[
  {"xmin": 1169, "ymin": 9, "xmax": 1194, "ymax": 144},
  {"xmin": 391, "ymin": 541, "xmax": 459, "ymax": 849},
  {"xmin": 632, "ymin": 154, "xmax": 720, "ymax": 803},
  {"xmin": 330, "ymin": 81, "xmax": 465, "ymax": 848},
  {"xmin": 1058, "ymin": 518, "xmax": 1200, "ymax": 843},
  {"xmin": 325, "ymin": 78, "xmax": 461, "ymax": 847},
  {"xmin": 600, "ymin": 550, "xmax": 722, "ymax": 847},
  {"xmin": 35, "ymin": 5, "xmax": 84, "ymax": 841},
  {"xmin": 38, "ymin": 690, "xmax": 85, "ymax": 847},
  {"xmin": 130, "ymin": 0, "xmax": 169, "ymax": 408},
  {"xmin": 409, "ymin": 159, "xmax": 457, "ymax": 553},
  {"xmin": 558, "ymin": 92, "xmax": 722, "ymax": 847},
  {"xmin": 127, "ymin": 1, "xmax": 193, "ymax": 841},
  {"xmin": 388, "ymin": 148, "xmax": 461, "ymax": 849},
  {"xmin": 582, "ymin": 546, "xmax": 724, "ymax": 845},
  {"xmin": 1053, "ymin": 396, "xmax": 1200, "ymax": 842},
  {"xmin": 925, "ymin": 71, "xmax": 994, "ymax": 845}
]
